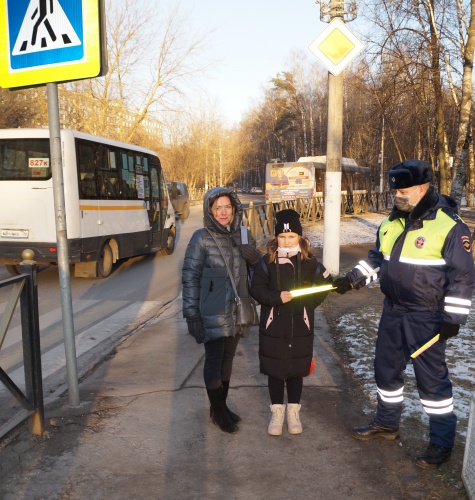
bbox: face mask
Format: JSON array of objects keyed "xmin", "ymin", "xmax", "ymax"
[
  {"xmin": 395, "ymin": 187, "xmax": 419, "ymax": 212},
  {"xmin": 277, "ymin": 245, "xmax": 300, "ymax": 256}
]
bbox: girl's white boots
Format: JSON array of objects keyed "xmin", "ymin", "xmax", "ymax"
[
  {"xmin": 268, "ymin": 404, "xmax": 286, "ymax": 436},
  {"xmin": 286, "ymin": 403, "xmax": 303, "ymax": 434}
]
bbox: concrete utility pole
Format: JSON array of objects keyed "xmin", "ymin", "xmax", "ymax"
[
  {"xmin": 323, "ymin": 71, "xmax": 344, "ymax": 275},
  {"xmin": 317, "ymin": 0, "xmax": 358, "ymax": 276}
]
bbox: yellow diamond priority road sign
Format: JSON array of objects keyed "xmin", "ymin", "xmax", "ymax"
[{"xmin": 309, "ymin": 18, "xmax": 365, "ymax": 76}]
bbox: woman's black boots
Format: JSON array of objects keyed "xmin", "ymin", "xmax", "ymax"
[
  {"xmin": 207, "ymin": 387, "xmax": 239, "ymax": 433},
  {"xmin": 209, "ymin": 382, "xmax": 242, "ymax": 423},
  {"xmin": 222, "ymin": 381, "xmax": 241, "ymax": 423}
]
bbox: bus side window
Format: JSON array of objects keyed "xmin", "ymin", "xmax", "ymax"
[
  {"xmin": 109, "ymin": 150, "xmax": 117, "ymax": 170},
  {"xmin": 150, "ymin": 168, "xmax": 159, "ymax": 198},
  {"xmin": 128, "ymin": 172, "xmax": 138, "ymax": 199},
  {"xmin": 77, "ymin": 141, "xmax": 98, "ymax": 199},
  {"xmin": 118, "ymin": 179, "xmax": 128, "ymax": 199},
  {"xmin": 103, "ymin": 173, "xmax": 118, "ymax": 199},
  {"xmin": 80, "ymin": 173, "xmax": 96, "ymax": 198}
]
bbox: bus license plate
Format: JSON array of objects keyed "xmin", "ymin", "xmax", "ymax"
[{"xmin": 1, "ymin": 229, "xmax": 29, "ymax": 238}]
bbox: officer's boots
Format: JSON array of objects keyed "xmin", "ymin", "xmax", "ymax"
[
  {"xmin": 415, "ymin": 443, "xmax": 452, "ymax": 469},
  {"xmin": 352, "ymin": 419, "xmax": 400, "ymax": 441}
]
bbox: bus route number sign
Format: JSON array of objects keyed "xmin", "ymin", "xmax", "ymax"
[{"xmin": 29, "ymin": 158, "xmax": 49, "ymax": 168}]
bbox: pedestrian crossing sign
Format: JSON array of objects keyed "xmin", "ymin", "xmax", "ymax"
[{"xmin": 0, "ymin": 0, "xmax": 107, "ymax": 88}]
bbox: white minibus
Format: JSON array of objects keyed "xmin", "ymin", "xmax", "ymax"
[{"xmin": 0, "ymin": 129, "xmax": 176, "ymax": 278}]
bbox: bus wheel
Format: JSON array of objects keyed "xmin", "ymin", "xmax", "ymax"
[
  {"xmin": 5, "ymin": 264, "xmax": 21, "ymax": 276},
  {"xmin": 179, "ymin": 202, "xmax": 190, "ymax": 220},
  {"xmin": 97, "ymin": 243, "xmax": 113, "ymax": 278},
  {"xmin": 163, "ymin": 229, "xmax": 175, "ymax": 255}
]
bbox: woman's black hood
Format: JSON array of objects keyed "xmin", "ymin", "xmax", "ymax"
[{"xmin": 203, "ymin": 187, "xmax": 243, "ymax": 234}]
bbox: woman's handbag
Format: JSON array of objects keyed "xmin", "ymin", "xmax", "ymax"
[
  {"xmin": 206, "ymin": 229, "xmax": 259, "ymax": 327},
  {"xmin": 235, "ymin": 296, "xmax": 259, "ymax": 327}
]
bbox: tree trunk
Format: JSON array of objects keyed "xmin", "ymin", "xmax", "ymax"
[
  {"xmin": 428, "ymin": 0, "xmax": 451, "ymax": 194},
  {"xmin": 467, "ymin": 136, "xmax": 475, "ymax": 208},
  {"xmin": 450, "ymin": 0, "xmax": 475, "ymax": 207}
]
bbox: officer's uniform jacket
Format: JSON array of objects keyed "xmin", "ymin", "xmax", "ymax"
[{"xmin": 348, "ymin": 186, "xmax": 475, "ymax": 325}]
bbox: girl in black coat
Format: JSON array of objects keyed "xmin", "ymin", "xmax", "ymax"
[{"xmin": 250, "ymin": 209, "xmax": 332, "ymax": 436}]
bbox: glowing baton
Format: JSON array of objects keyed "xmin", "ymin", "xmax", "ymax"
[
  {"xmin": 290, "ymin": 284, "xmax": 334, "ymax": 298},
  {"xmin": 351, "ymin": 267, "xmax": 380, "ymax": 288},
  {"xmin": 410, "ymin": 334, "xmax": 440, "ymax": 359}
]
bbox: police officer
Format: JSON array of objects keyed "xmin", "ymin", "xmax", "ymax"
[{"xmin": 333, "ymin": 159, "xmax": 475, "ymax": 469}]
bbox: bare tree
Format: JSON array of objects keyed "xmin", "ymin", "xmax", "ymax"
[
  {"xmin": 63, "ymin": 0, "xmax": 211, "ymax": 143},
  {"xmin": 0, "ymin": 87, "xmax": 47, "ymax": 128}
]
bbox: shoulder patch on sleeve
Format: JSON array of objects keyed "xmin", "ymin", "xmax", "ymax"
[{"xmin": 461, "ymin": 235, "xmax": 471, "ymax": 253}]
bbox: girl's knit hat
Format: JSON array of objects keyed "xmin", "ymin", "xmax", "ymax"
[{"xmin": 275, "ymin": 209, "xmax": 302, "ymax": 236}]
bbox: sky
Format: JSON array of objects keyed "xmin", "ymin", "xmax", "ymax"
[{"xmin": 165, "ymin": 0, "xmax": 333, "ymax": 126}]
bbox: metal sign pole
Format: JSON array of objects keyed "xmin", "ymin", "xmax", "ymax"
[{"xmin": 46, "ymin": 82, "xmax": 80, "ymax": 406}]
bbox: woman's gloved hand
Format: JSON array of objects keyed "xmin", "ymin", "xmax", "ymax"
[
  {"xmin": 240, "ymin": 244, "xmax": 260, "ymax": 265},
  {"xmin": 186, "ymin": 315, "xmax": 205, "ymax": 344}
]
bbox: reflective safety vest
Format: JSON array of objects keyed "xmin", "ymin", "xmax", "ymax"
[
  {"xmin": 379, "ymin": 210, "xmax": 457, "ymax": 266},
  {"xmin": 367, "ymin": 206, "xmax": 474, "ymax": 322}
]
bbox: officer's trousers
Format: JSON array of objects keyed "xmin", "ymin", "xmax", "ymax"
[{"xmin": 373, "ymin": 298, "xmax": 456, "ymax": 448}]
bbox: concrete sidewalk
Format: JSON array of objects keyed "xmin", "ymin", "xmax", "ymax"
[{"xmin": 1, "ymin": 287, "xmax": 452, "ymax": 499}]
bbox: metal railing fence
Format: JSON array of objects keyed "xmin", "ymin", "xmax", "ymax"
[
  {"xmin": 0, "ymin": 253, "xmax": 44, "ymax": 439},
  {"xmin": 240, "ymin": 192, "xmax": 394, "ymax": 246}
]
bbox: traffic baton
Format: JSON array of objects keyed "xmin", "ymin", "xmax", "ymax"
[
  {"xmin": 289, "ymin": 283, "xmax": 334, "ymax": 298},
  {"xmin": 410, "ymin": 334, "xmax": 440, "ymax": 359}
]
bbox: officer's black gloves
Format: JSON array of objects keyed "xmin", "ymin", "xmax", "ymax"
[
  {"xmin": 186, "ymin": 315, "xmax": 205, "ymax": 344},
  {"xmin": 240, "ymin": 244, "xmax": 260, "ymax": 265},
  {"xmin": 333, "ymin": 276, "xmax": 352, "ymax": 294},
  {"xmin": 438, "ymin": 322, "xmax": 460, "ymax": 342}
]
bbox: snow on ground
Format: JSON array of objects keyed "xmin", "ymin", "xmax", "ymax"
[
  {"xmin": 303, "ymin": 212, "xmax": 387, "ymax": 247},
  {"xmin": 305, "ymin": 211, "xmax": 475, "ymax": 440}
]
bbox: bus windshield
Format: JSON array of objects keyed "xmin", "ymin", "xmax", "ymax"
[{"xmin": 0, "ymin": 139, "xmax": 51, "ymax": 180}]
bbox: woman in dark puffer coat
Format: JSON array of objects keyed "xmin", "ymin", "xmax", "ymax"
[
  {"xmin": 182, "ymin": 187, "xmax": 259, "ymax": 433},
  {"xmin": 250, "ymin": 209, "xmax": 332, "ymax": 436}
]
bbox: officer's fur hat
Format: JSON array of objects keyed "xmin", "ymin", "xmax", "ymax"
[
  {"xmin": 275, "ymin": 209, "xmax": 302, "ymax": 236},
  {"xmin": 388, "ymin": 159, "xmax": 433, "ymax": 189}
]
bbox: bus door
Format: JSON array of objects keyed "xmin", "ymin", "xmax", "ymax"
[{"xmin": 149, "ymin": 166, "xmax": 161, "ymax": 249}]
